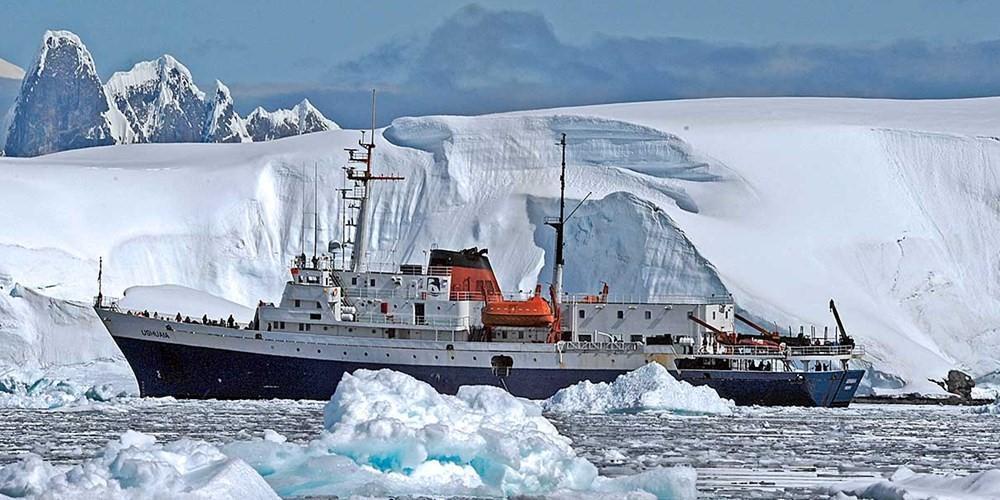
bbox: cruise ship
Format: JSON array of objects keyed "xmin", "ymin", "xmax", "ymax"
[{"xmin": 94, "ymin": 103, "xmax": 865, "ymax": 407}]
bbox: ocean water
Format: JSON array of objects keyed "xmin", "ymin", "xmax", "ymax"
[{"xmin": 0, "ymin": 401, "xmax": 995, "ymax": 498}]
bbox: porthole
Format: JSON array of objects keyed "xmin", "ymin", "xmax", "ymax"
[
  {"xmin": 412, "ymin": 355, "xmax": 417, "ymax": 359},
  {"xmin": 317, "ymin": 349, "xmax": 321, "ymax": 353},
  {"xmin": 473, "ymin": 356, "xmax": 477, "ymax": 361},
  {"xmin": 343, "ymin": 351, "xmax": 347, "ymax": 356},
  {"xmin": 533, "ymin": 357, "xmax": 537, "ymax": 362},
  {"xmin": 434, "ymin": 355, "xmax": 439, "ymax": 359},
  {"xmin": 296, "ymin": 348, "xmax": 300, "ymax": 352},
  {"xmin": 385, "ymin": 353, "xmax": 390, "ymax": 358},
  {"xmin": 348, "ymin": 328, "xmax": 353, "ymax": 332},
  {"xmin": 364, "ymin": 352, "xmax": 368, "ymax": 357}
]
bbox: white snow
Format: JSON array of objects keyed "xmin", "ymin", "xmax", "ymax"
[
  {"xmin": 222, "ymin": 368, "xmax": 697, "ymax": 498},
  {"xmin": 0, "ymin": 430, "xmax": 278, "ymax": 499},
  {"xmin": 830, "ymin": 466, "xmax": 1000, "ymax": 500},
  {"xmin": 117, "ymin": 284, "xmax": 253, "ymax": 322},
  {"xmin": 0, "ymin": 57, "xmax": 25, "ymax": 80},
  {"xmin": 2, "ymin": 97, "xmax": 1000, "ymax": 393},
  {"xmin": 543, "ymin": 363, "xmax": 735, "ymax": 415}
]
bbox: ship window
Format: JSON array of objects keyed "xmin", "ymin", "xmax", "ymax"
[
  {"xmin": 578, "ymin": 309, "xmax": 585, "ymax": 319},
  {"xmin": 579, "ymin": 334, "xmax": 592, "ymax": 342},
  {"xmin": 631, "ymin": 335, "xmax": 644, "ymax": 342},
  {"xmin": 279, "ymin": 321, "xmax": 285, "ymax": 329},
  {"xmin": 310, "ymin": 313, "xmax": 321, "ymax": 320},
  {"xmin": 295, "ymin": 300, "xmax": 300, "ymax": 307},
  {"xmin": 298, "ymin": 323, "xmax": 303, "ymax": 331},
  {"xmin": 712, "ymin": 311, "xmax": 717, "ymax": 320},
  {"xmin": 645, "ymin": 311, "xmax": 651, "ymax": 320},
  {"xmin": 316, "ymin": 301, "xmax": 322, "ymax": 308},
  {"xmin": 617, "ymin": 310, "xmax": 624, "ymax": 319},
  {"xmin": 351, "ymin": 277, "xmax": 358, "ymax": 285},
  {"xmin": 518, "ymin": 332, "xmax": 524, "ymax": 339},
  {"xmin": 370, "ymin": 278, "xmax": 376, "ymax": 286},
  {"xmin": 305, "ymin": 324, "xmax": 311, "ymax": 331}
]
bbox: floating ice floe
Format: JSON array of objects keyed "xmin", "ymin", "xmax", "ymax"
[
  {"xmin": 542, "ymin": 363, "xmax": 735, "ymax": 416},
  {"xmin": 829, "ymin": 466, "xmax": 1000, "ymax": 500},
  {"xmin": 0, "ymin": 371, "xmax": 130, "ymax": 409},
  {"xmin": 0, "ymin": 430, "xmax": 278, "ymax": 499},
  {"xmin": 969, "ymin": 399, "xmax": 1000, "ymax": 415},
  {"xmin": 223, "ymin": 368, "xmax": 697, "ymax": 499}
]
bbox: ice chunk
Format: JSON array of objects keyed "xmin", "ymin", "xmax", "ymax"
[
  {"xmin": 543, "ymin": 363, "xmax": 735, "ymax": 415},
  {"xmin": 830, "ymin": 466, "xmax": 1000, "ymax": 499},
  {"xmin": 970, "ymin": 399, "xmax": 1000, "ymax": 415},
  {"xmin": 0, "ymin": 431, "xmax": 278, "ymax": 499},
  {"xmin": 224, "ymin": 369, "xmax": 697, "ymax": 499},
  {"xmin": 0, "ymin": 371, "xmax": 130, "ymax": 409}
]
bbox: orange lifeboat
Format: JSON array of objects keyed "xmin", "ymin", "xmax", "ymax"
[{"xmin": 482, "ymin": 286, "xmax": 555, "ymax": 328}]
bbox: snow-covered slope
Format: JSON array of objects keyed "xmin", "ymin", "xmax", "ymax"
[
  {"xmin": 3, "ymin": 31, "xmax": 128, "ymax": 157},
  {"xmin": 4, "ymin": 30, "xmax": 338, "ymax": 156},
  {"xmin": 245, "ymin": 99, "xmax": 338, "ymax": 142},
  {"xmin": 105, "ymin": 55, "xmax": 208, "ymax": 143},
  {"xmin": 1, "ymin": 97, "xmax": 999, "ymax": 394},
  {"xmin": 203, "ymin": 81, "xmax": 250, "ymax": 143}
]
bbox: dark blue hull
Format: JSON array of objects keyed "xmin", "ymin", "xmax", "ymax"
[{"xmin": 113, "ymin": 336, "xmax": 863, "ymax": 407}]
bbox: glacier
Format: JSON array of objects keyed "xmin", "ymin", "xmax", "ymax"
[{"xmin": 1, "ymin": 97, "xmax": 1000, "ymax": 394}]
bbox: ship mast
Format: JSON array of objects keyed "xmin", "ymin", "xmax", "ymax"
[
  {"xmin": 546, "ymin": 133, "xmax": 568, "ymax": 342},
  {"xmin": 344, "ymin": 90, "xmax": 404, "ymax": 272}
]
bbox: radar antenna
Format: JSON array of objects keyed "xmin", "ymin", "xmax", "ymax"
[{"xmin": 342, "ymin": 89, "xmax": 404, "ymax": 272}]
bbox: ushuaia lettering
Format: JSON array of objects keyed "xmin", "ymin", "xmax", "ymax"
[{"xmin": 140, "ymin": 329, "xmax": 170, "ymax": 339}]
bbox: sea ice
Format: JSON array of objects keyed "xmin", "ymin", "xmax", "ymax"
[
  {"xmin": 542, "ymin": 362, "xmax": 735, "ymax": 415},
  {"xmin": 0, "ymin": 371, "xmax": 130, "ymax": 409},
  {"xmin": 0, "ymin": 430, "xmax": 278, "ymax": 499},
  {"xmin": 223, "ymin": 368, "xmax": 697, "ymax": 499},
  {"xmin": 830, "ymin": 466, "xmax": 1000, "ymax": 500}
]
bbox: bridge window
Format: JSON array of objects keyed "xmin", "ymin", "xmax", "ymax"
[
  {"xmin": 617, "ymin": 310, "xmax": 624, "ymax": 319},
  {"xmin": 631, "ymin": 335, "xmax": 644, "ymax": 342},
  {"xmin": 578, "ymin": 334, "xmax": 592, "ymax": 342},
  {"xmin": 310, "ymin": 313, "xmax": 321, "ymax": 320},
  {"xmin": 294, "ymin": 300, "xmax": 300, "ymax": 307},
  {"xmin": 578, "ymin": 309, "xmax": 585, "ymax": 319},
  {"xmin": 645, "ymin": 311, "xmax": 652, "ymax": 320}
]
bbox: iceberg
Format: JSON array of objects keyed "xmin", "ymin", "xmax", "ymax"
[
  {"xmin": 543, "ymin": 363, "xmax": 735, "ymax": 416},
  {"xmin": 223, "ymin": 368, "xmax": 697, "ymax": 499},
  {"xmin": 830, "ymin": 466, "xmax": 1000, "ymax": 500},
  {"xmin": 0, "ymin": 430, "xmax": 278, "ymax": 500}
]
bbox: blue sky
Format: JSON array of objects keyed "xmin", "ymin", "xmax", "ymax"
[{"xmin": 3, "ymin": 0, "xmax": 1000, "ymax": 127}]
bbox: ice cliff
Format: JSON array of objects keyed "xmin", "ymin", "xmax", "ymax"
[{"xmin": 1, "ymin": 97, "xmax": 999, "ymax": 395}]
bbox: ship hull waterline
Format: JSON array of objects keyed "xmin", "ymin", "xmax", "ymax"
[{"xmin": 103, "ymin": 313, "xmax": 863, "ymax": 408}]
